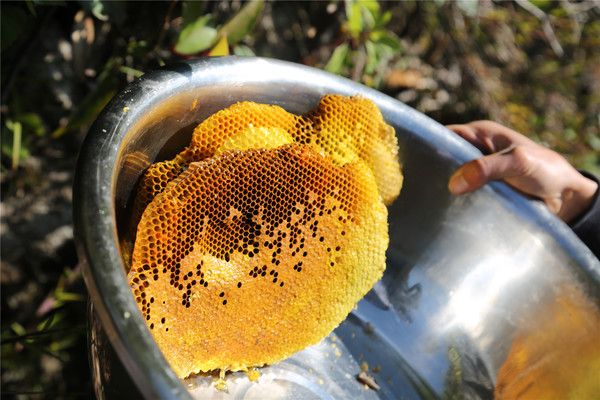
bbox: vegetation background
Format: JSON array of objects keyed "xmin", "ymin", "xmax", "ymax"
[{"xmin": 1, "ymin": 0, "xmax": 598, "ymax": 398}]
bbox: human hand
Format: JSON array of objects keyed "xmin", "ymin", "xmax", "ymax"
[{"xmin": 447, "ymin": 121, "xmax": 598, "ymax": 223}]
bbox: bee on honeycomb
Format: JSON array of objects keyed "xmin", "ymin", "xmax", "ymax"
[{"xmin": 127, "ymin": 95, "xmax": 402, "ymax": 378}]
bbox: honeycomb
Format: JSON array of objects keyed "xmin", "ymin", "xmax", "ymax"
[
  {"xmin": 130, "ymin": 147, "xmax": 204, "ymax": 234},
  {"xmin": 131, "ymin": 96, "xmax": 401, "ymax": 230},
  {"xmin": 188, "ymin": 101, "xmax": 311, "ymax": 157},
  {"xmin": 215, "ymin": 126, "xmax": 294, "ymax": 155},
  {"xmin": 127, "ymin": 95, "xmax": 402, "ymax": 378},
  {"xmin": 128, "ymin": 102, "xmax": 310, "ymax": 233},
  {"xmin": 299, "ymin": 95, "xmax": 402, "ymax": 206}
]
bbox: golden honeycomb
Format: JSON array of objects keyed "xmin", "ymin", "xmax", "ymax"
[
  {"xmin": 189, "ymin": 101, "xmax": 311, "ymax": 157},
  {"xmin": 299, "ymin": 94, "xmax": 402, "ymax": 206},
  {"xmin": 127, "ymin": 95, "xmax": 402, "ymax": 378},
  {"xmin": 130, "ymin": 147, "xmax": 204, "ymax": 234},
  {"xmin": 131, "ymin": 96, "xmax": 401, "ymax": 230},
  {"xmin": 128, "ymin": 102, "xmax": 311, "ymax": 234}
]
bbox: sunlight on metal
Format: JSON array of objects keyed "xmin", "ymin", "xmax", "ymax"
[{"xmin": 440, "ymin": 249, "xmax": 537, "ymax": 335}]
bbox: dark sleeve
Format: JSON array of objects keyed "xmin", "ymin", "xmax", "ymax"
[{"xmin": 568, "ymin": 171, "xmax": 600, "ymax": 260}]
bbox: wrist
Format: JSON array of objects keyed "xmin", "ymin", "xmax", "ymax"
[{"xmin": 560, "ymin": 173, "xmax": 599, "ymax": 223}]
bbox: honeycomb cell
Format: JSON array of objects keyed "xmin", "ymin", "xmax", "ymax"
[
  {"xmin": 128, "ymin": 144, "xmax": 388, "ymax": 378},
  {"xmin": 299, "ymin": 95, "xmax": 402, "ymax": 205}
]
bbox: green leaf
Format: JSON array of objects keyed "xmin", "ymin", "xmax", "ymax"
[
  {"xmin": 374, "ymin": 10, "xmax": 391, "ymax": 29},
  {"xmin": 175, "ymin": 14, "xmax": 217, "ymax": 55},
  {"xmin": 324, "ymin": 43, "xmax": 350, "ymax": 75},
  {"xmin": 347, "ymin": 1, "xmax": 363, "ymax": 37},
  {"xmin": 347, "ymin": 1, "xmax": 389, "ymax": 38},
  {"xmin": 127, "ymin": 40, "xmax": 149, "ymax": 58},
  {"xmin": 119, "ymin": 65, "xmax": 144, "ymax": 78},
  {"xmin": 216, "ymin": 0, "xmax": 263, "ymax": 46},
  {"xmin": 364, "ymin": 40, "xmax": 378, "ymax": 75},
  {"xmin": 371, "ymin": 30, "xmax": 403, "ymax": 54},
  {"xmin": 2, "ymin": 121, "xmax": 29, "ymax": 169},
  {"xmin": 80, "ymin": 0, "xmax": 124, "ymax": 25},
  {"xmin": 530, "ymin": 0, "xmax": 554, "ymax": 12},
  {"xmin": 233, "ymin": 44, "xmax": 256, "ymax": 56},
  {"xmin": 587, "ymin": 134, "xmax": 600, "ymax": 152},
  {"xmin": 90, "ymin": 0, "xmax": 109, "ymax": 21},
  {"xmin": 181, "ymin": 0, "xmax": 206, "ymax": 29},
  {"xmin": 358, "ymin": 0, "xmax": 380, "ymax": 16},
  {"xmin": 16, "ymin": 113, "xmax": 45, "ymax": 137},
  {"xmin": 358, "ymin": 1, "xmax": 378, "ymax": 31},
  {"xmin": 25, "ymin": 0, "xmax": 36, "ymax": 16},
  {"xmin": 11, "ymin": 120, "xmax": 22, "ymax": 170},
  {"xmin": 55, "ymin": 291, "xmax": 87, "ymax": 303},
  {"xmin": 39, "ymin": 312, "xmax": 57, "ymax": 332},
  {"xmin": 10, "ymin": 322, "xmax": 26, "ymax": 337}
]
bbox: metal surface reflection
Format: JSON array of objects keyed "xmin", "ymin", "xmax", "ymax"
[
  {"xmin": 440, "ymin": 249, "xmax": 537, "ymax": 335},
  {"xmin": 184, "ymin": 333, "xmax": 379, "ymax": 400},
  {"xmin": 73, "ymin": 57, "xmax": 600, "ymax": 400}
]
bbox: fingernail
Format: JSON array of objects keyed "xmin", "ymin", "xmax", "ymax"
[{"xmin": 449, "ymin": 172, "xmax": 469, "ymax": 194}]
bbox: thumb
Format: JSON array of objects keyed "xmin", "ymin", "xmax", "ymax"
[{"xmin": 448, "ymin": 146, "xmax": 524, "ymax": 194}]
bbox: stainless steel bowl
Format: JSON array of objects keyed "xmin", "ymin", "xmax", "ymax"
[{"xmin": 74, "ymin": 57, "xmax": 600, "ymax": 400}]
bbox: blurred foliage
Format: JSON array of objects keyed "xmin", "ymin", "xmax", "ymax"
[
  {"xmin": 1, "ymin": 0, "xmax": 599, "ymax": 398},
  {"xmin": 379, "ymin": 0, "xmax": 599, "ymax": 175},
  {"xmin": 174, "ymin": 0, "xmax": 262, "ymax": 56},
  {"xmin": 1, "ymin": 0, "xmax": 598, "ymax": 174},
  {"xmin": 1, "ymin": 266, "xmax": 88, "ymax": 399},
  {"xmin": 324, "ymin": 0, "xmax": 403, "ymax": 88}
]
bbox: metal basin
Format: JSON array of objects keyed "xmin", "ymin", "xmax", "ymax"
[{"xmin": 73, "ymin": 57, "xmax": 600, "ymax": 399}]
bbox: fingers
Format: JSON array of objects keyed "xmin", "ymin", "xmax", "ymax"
[
  {"xmin": 446, "ymin": 123, "xmax": 492, "ymax": 153},
  {"xmin": 447, "ymin": 121, "xmax": 536, "ymax": 154},
  {"xmin": 446, "ymin": 120, "xmax": 600, "ymax": 223},
  {"xmin": 448, "ymin": 146, "xmax": 533, "ymax": 194}
]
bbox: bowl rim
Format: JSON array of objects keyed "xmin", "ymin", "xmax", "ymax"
[{"xmin": 73, "ymin": 56, "xmax": 600, "ymax": 399}]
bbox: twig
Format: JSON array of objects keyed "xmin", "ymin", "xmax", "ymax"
[
  {"xmin": 559, "ymin": 0, "xmax": 599, "ymax": 15},
  {"xmin": 352, "ymin": 45, "xmax": 367, "ymax": 82},
  {"xmin": 1, "ymin": 325, "xmax": 86, "ymax": 345},
  {"xmin": 515, "ymin": 0, "xmax": 564, "ymax": 57},
  {"xmin": 559, "ymin": 0, "xmax": 597, "ymax": 44},
  {"xmin": 154, "ymin": 0, "xmax": 179, "ymax": 66},
  {"xmin": 11, "ymin": 121, "xmax": 21, "ymax": 170}
]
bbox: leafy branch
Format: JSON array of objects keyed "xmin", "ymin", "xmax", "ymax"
[
  {"xmin": 174, "ymin": 0, "xmax": 263, "ymax": 56},
  {"xmin": 324, "ymin": 0, "xmax": 403, "ymax": 88}
]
